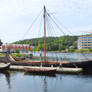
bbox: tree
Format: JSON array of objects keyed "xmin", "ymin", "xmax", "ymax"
[
  {"xmin": 13, "ymin": 36, "xmax": 78, "ymax": 51},
  {"xmin": 0, "ymin": 40, "xmax": 2, "ymax": 46},
  {"xmin": 15, "ymin": 49, "xmax": 20, "ymax": 53}
]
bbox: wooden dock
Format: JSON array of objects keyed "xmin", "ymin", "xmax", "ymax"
[{"xmin": 9, "ymin": 65, "xmax": 82, "ymax": 73}]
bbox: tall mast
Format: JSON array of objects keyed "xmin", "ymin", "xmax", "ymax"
[{"xmin": 43, "ymin": 6, "xmax": 46, "ymax": 62}]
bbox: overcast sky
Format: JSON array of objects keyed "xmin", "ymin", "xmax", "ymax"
[{"xmin": 0, "ymin": 0, "xmax": 92, "ymax": 43}]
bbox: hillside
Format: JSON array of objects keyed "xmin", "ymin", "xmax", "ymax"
[{"xmin": 13, "ymin": 36, "xmax": 78, "ymax": 51}]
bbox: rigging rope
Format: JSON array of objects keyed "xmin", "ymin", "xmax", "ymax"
[
  {"xmin": 46, "ymin": 15, "xmax": 56, "ymax": 61},
  {"xmin": 52, "ymin": 15, "xmax": 74, "ymax": 35},
  {"xmin": 80, "ymin": 53, "xmax": 90, "ymax": 61},
  {"xmin": 47, "ymin": 13, "xmax": 66, "ymax": 35},
  {"xmin": 47, "ymin": 15, "xmax": 59, "ymax": 61},
  {"xmin": 48, "ymin": 14, "xmax": 91, "ymax": 61},
  {"xmin": 46, "ymin": 13, "xmax": 65, "ymax": 62},
  {"xmin": 21, "ymin": 9, "xmax": 43, "ymax": 40}
]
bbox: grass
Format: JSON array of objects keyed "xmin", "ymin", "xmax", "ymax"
[
  {"xmin": 11, "ymin": 53, "xmax": 30, "ymax": 57},
  {"xmin": 67, "ymin": 49, "xmax": 92, "ymax": 53},
  {"xmin": 0, "ymin": 53, "xmax": 6, "ymax": 57}
]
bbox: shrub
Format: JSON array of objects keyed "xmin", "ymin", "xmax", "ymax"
[
  {"xmin": 15, "ymin": 49, "xmax": 20, "ymax": 53},
  {"xmin": 75, "ymin": 49, "xmax": 90, "ymax": 53},
  {"xmin": 67, "ymin": 48, "xmax": 75, "ymax": 52},
  {"xmin": 16, "ymin": 53, "xmax": 21, "ymax": 57}
]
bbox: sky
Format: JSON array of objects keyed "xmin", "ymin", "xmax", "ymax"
[{"xmin": 0, "ymin": 0, "xmax": 92, "ymax": 43}]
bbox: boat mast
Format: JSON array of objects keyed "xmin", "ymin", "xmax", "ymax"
[{"xmin": 43, "ymin": 6, "xmax": 46, "ymax": 62}]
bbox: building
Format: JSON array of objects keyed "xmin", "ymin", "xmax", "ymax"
[
  {"xmin": 1, "ymin": 44, "xmax": 36, "ymax": 52},
  {"xmin": 77, "ymin": 34, "xmax": 92, "ymax": 49}
]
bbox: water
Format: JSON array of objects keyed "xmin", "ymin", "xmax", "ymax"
[
  {"xmin": 0, "ymin": 71, "xmax": 92, "ymax": 92},
  {"xmin": 21, "ymin": 51, "xmax": 92, "ymax": 62}
]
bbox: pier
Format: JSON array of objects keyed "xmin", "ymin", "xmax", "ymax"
[{"xmin": 9, "ymin": 65, "xmax": 82, "ymax": 74}]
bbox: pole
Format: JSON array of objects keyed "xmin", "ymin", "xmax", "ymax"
[{"xmin": 43, "ymin": 6, "xmax": 46, "ymax": 62}]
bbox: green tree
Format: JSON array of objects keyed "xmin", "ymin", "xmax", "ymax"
[
  {"xmin": 0, "ymin": 40, "xmax": 3, "ymax": 46},
  {"xmin": 15, "ymin": 49, "xmax": 20, "ymax": 53}
]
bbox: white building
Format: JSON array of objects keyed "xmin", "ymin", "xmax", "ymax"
[{"xmin": 77, "ymin": 34, "xmax": 92, "ymax": 49}]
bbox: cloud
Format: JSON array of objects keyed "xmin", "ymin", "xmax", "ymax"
[{"xmin": 0, "ymin": 0, "xmax": 92, "ymax": 43}]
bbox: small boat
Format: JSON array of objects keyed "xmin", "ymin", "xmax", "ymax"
[
  {"xmin": 24, "ymin": 67, "xmax": 56, "ymax": 74},
  {"xmin": 0, "ymin": 63, "xmax": 10, "ymax": 70}
]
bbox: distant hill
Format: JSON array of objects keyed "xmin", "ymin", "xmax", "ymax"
[{"xmin": 13, "ymin": 36, "xmax": 78, "ymax": 51}]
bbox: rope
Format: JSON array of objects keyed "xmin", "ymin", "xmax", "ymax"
[
  {"xmin": 52, "ymin": 15, "xmax": 74, "ymax": 35},
  {"xmin": 47, "ymin": 15, "xmax": 59, "ymax": 61},
  {"xmin": 47, "ymin": 14, "xmax": 66, "ymax": 35},
  {"xmin": 21, "ymin": 10, "xmax": 43, "ymax": 40},
  {"xmin": 81, "ymin": 53, "xmax": 90, "ymax": 61},
  {"xmin": 46, "ymin": 13, "xmax": 66, "ymax": 62}
]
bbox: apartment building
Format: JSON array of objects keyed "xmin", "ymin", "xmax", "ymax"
[
  {"xmin": 1, "ymin": 44, "xmax": 36, "ymax": 52},
  {"xmin": 77, "ymin": 34, "xmax": 92, "ymax": 49}
]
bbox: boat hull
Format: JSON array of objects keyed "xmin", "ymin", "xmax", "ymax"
[
  {"xmin": 11, "ymin": 55, "xmax": 60, "ymax": 66},
  {"xmin": 24, "ymin": 67, "xmax": 56, "ymax": 74},
  {"xmin": 61, "ymin": 60, "xmax": 92, "ymax": 68},
  {"xmin": 0, "ymin": 63, "xmax": 10, "ymax": 71}
]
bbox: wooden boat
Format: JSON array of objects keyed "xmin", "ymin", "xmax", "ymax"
[
  {"xmin": 23, "ymin": 6, "xmax": 58, "ymax": 74},
  {"xmin": 0, "ymin": 63, "xmax": 10, "ymax": 70},
  {"xmin": 24, "ymin": 66, "xmax": 56, "ymax": 74},
  {"xmin": 11, "ymin": 55, "xmax": 60, "ymax": 66}
]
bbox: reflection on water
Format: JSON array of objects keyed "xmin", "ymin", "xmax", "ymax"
[
  {"xmin": 24, "ymin": 72, "xmax": 56, "ymax": 77},
  {"xmin": 0, "ymin": 71, "xmax": 92, "ymax": 92},
  {"xmin": 0, "ymin": 71, "xmax": 11, "ymax": 92},
  {"xmin": 4, "ymin": 71, "xmax": 11, "ymax": 89}
]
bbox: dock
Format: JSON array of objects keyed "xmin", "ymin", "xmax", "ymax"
[
  {"xmin": 9, "ymin": 65, "xmax": 82, "ymax": 74},
  {"xmin": 0, "ymin": 54, "xmax": 83, "ymax": 74}
]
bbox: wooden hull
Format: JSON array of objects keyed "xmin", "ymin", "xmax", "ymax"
[
  {"xmin": 11, "ymin": 55, "xmax": 92, "ymax": 69},
  {"xmin": 61, "ymin": 60, "xmax": 92, "ymax": 68},
  {"xmin": 0, "ymin": 63, "xmax": 10, "ymax": 71},
  {"xmin": 61, "ymin": 60, "xmax": 92, "ymax": 74},
  {"xmin": 12, "ymin": 55, "xmax": 60, "ymax": 66},
  {"xmin": 24, "ymin": 67, "xmax": 56, "ymax": 74}
]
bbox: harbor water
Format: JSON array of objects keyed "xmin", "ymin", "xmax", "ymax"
[
  {"xmin": 0, "ymin": 71, "xmax": 92, "ymax": 92},
  {"xmin": 21, "ymin": 51, "xmax": 92, "ymax": 62}
]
